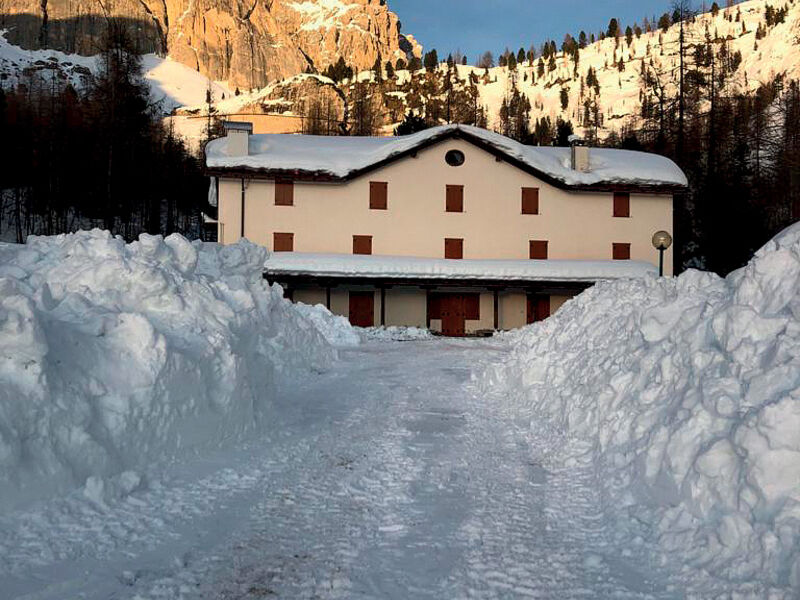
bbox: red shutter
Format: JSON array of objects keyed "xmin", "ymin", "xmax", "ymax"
[
  {"xmin": 370, "ymin": 182, "xmax": 388, "ymax": 210},
  {"xmin": 464, "ymin": 294, "xmax": 480, "ymax": 320},
  {"xmin": 446, "ymin": 185, "xmax": 464, "ymax": 212},
  {"xmin": 613, "ymin": 192, "xmax": 630, "ymax": 217},
  {"xmin": 273, "ymin": 232, "xmax": 294, "ymax": 252},
  {"xmin": 275, "ymin": 180, "xmax": 294, "ymax": 206},
  {"xmin": 529, "ymin": 240, "xmax": 548, "ymax": 259},
  {"xmin": 444, "ymin": 238, "xmax": 463, "ymax": 259},
  {"xmin": 613, "ymin": 243, "xmax": 631, "ymax": 260},
  {"xmin": 428, "ymin": 294, "xmax": 442, "ymax": 320},
  {"xmin": 522, "ymin": 187, "xmax": 540, "ymax": 214},
  {"xmin": 352, "ymin": 235, "xmax": 373, "ymax": 255}
]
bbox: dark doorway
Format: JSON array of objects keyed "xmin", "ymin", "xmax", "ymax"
[
  {"xmin": 527, "ymin": 295, "xmax": 551, "ymax": 324},
  {"xmin": 349, "ymin": 291, "xmax": 375, "ymax": 327}
]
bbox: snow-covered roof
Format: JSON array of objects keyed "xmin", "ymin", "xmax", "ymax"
[
  {"xmin": 264, "ymin": 252, "xmax": 657, "ymax": 283},
  {"xmin": 206, "ymin": 125, "xmax": 687, "ymax": 191}
]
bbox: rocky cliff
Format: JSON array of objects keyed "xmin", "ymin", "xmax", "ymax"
[{"xmin": 0, "ymin": 0, "xmax": 421, "ymax": 89}]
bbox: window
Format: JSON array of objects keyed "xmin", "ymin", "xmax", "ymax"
[
  {"xmin": 529, "ymin": 240, "xmax": 548, "ymax": 260},
  {"xmin": 446, "ymin": 185, "xmax": 464, "ymax": 212},
  {"xmin": 613, "ymin": 192, "xmax": 630, "ymax": 217},
  {"xmin": 522, "ymin": 187, "xmax": 540, "ymax": 215},
  {"xmin": 613, "ymin": 243, "xmax": 631, "ymax": 260},
  {"xmin": 273, "ymin": 232, "xmax": 294, "ymax": 252},
  {"xmin": 275, "ymin": 179, "xmax": 294, "ymax": 206},
  {"xmin": 353, "ymin": 235, "xmax": 372, "ymax": 255},
  {"xmin": 445, "ymin": 238, "xmax": 463, "ymax": 259},
  {"xmin": 370, "ymin": 181, "xmax": 388, "ymax": 210},
  {"xmin": 445, "ymin": 149, "xmax": 466, "ymax": 166}
]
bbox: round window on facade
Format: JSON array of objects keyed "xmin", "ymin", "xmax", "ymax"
[{"xmin": 445, "ymin": 149, "xmax": 466, "ymax": 167}]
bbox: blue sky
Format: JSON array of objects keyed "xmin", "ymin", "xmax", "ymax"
[{"xmin": 395, "ymin": 0, "xmax": 677, "ymax": 62}]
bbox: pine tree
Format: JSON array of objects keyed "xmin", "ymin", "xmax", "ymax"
[
  {"xmin": 560, "ymin": 88, "xmax": 569, "ymax": 110},
  {"xmin": 423, "ymin": 49, "xmax": 439, "ymax": 70},
  {"xmin": 385, "ymin": 61, "xmax": 395, "ymax": 79}
]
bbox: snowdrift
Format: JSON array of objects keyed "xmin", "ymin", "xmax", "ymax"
[
  {"xmin": 484, "ymin": 222, "xmax": 800, "ymax": 592},
  {"xmin": 0, "ymin": 230, "xmax": 342, "ymax": 510}
]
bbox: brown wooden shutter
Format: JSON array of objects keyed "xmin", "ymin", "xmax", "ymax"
[
  {"xmin": 613, "ymin": 192, "xmax": 630, "ymax": 217},
  {"xmin": 446, "ymin": 185, "xmax": 464, "ymax": 212},
  {"xmin": 273, "ymin": 232, "xmax": 294, "ymax": 252},
  {"xmin": 352, "ymin": 235, "xmax": 373, "ymax": 255},
  {"xmin": 613, "ymin": 242, "xmax": 631, "ymax": 260},
  {"xmin": 427, "ymin": 294, "xmax": 442, "ymax": 320},
  {"xmin": 521, "ymin": 187, "xmax": 540, "ymax": 214},
  {"xmin": 275, "ymin": 180, "xmax": 294, "ymax": 206},
  {"xmin": 529, "ymin": 240, "xmax": 548, "ymax": 260},
  {"xmin": 370, "ymin": 181, "xmax": 388, "ymax": 210},
  {"xmin": 444, "ymin": 238, "xmax": 463, "ymax": 259},
  {"xmin": 464, "ymin": 294, "xmax": 480, "ymax": 320}
]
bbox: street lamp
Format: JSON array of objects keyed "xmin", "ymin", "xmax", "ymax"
[{"xmin": 652, "ymin": 230, "xmax": 673, "ymax": 277}]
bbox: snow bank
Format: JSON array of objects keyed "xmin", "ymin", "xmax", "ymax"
[
  {"xmin": 483, "ymin": 222, "xmax": 800, "ymax": 592},
  {"xmin": 0, "ymin": 230, "xmax": 337, "ymax": 510},
  {"xmin": 358, "ymin": 326, "xmax": 434, "ymax": 342},
  {"xmin": 291, "ymin": 302, "xmax": 362, "ymax": 347}
]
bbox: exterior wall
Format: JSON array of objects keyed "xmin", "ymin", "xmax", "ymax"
[
  {"xmin": 500, "ymin": 292, "xmax": 527, "ymax": 330},
  {"xmin": 294, "ymin": 288, "xmax": 327, "ymax": 307},
  {"xmin": 329, "ymin": 289, "xmax": 349, "ymax": 318},
  {"xmin": 385, "ymin": 288, "xmax": 427, "ymax": 328},
  {"xmin": 550, "ymin": 295, "xmax": 573, "ymax": 315},
  {"xmin": 218, "ymin": 138, "xmax": 674, "ymax": 274},
  {"xmin": 465, "ymin": 293, "xmax": 495, "ymax": 333}
]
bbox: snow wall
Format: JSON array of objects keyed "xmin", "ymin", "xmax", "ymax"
[
  {"xmin": 0, "ymin": 230, "xmax": 349, "ymax": 510},
  {"xmin": 483, "ymin": 222, "xmax": 800, "ymax": 591}
]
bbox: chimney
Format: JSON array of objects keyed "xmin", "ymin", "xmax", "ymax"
[
  {"xmin": 569, "ymin": 135, "xmax": 590, "ymax": 173},
  {"xmin": 223, "ymin": 121, "xmax": 253, "ymax": 157}
]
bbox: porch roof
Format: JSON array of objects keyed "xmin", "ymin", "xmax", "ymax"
[{"xmin": 264, "ymin": 252, "xmax": 657, "ymax": 284}]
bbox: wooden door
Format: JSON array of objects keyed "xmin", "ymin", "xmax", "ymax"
[
  {"xmin": 349, "ymin": 291, "xmax": 374, "ymax": 327},
  {"xmin": 440, "ymin": 294, "xmax": 466, "ymax": 337},
  {"xmin": 527, "ymin": 295, "xmax": 550, "ymax": 324}
]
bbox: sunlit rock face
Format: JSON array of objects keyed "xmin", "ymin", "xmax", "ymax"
[{"xmin": 0, "ymin": 0, "xmax": 421, "ymax": 89}]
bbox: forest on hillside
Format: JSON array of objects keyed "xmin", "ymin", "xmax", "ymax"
[{"xmin": 0, "ymin": 25, "xmax": 210, "ymax": 243}]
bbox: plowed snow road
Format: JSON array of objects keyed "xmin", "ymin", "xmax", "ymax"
[{"xmin": 1, "ymin": 339, "xmax": 682, "ymax": 599}]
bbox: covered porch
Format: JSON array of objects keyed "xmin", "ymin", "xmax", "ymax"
[{"xmin": 264, "ymin": 253, "xmax": 656, "ymax": 337}]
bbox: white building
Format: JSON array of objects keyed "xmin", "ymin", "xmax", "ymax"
[{"xmin": 206, "ymin": 123, "xmax": 686, "ymax": 335}]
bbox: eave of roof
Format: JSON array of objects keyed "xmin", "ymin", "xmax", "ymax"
[
  {"xmin": 263, "ymin": 253, "xmax": 658, "ymax": 284},
  {"xmin": 206, "ymin": 127, "xmax": 688, "ymax": 194}
]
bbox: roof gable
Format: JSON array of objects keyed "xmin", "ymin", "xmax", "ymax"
[{"xmin": 206, "ymin": 125, "xmax": 688, "ymax": 193}]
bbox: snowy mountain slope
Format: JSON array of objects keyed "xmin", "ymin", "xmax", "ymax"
[
  {"xmin": 481, "ymin": 220, "xmax": 800, "ymax": 593},
  {"xmin": 179, "ymin": 0, "xmax": 800, "ymax": 141},
  {"xmin": 463, "ymin": 0, "xmax": 800, "ymax": 133},
  {"xmin": 0, "ymin": 31, "xmax": 231, "ymax": 112}
]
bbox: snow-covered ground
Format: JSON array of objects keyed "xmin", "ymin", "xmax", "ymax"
[
  {"xmin": 1, "ymin": 224, "xmax": 799, "ymax": 598},
  {"xmin": 2, "ymin": 337, "xmax": 691, "ymax": 599}
]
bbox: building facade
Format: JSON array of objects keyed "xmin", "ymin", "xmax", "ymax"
[{"xmin": 207, "ymin": 123, "xmax": 686, "ymax": 335}]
